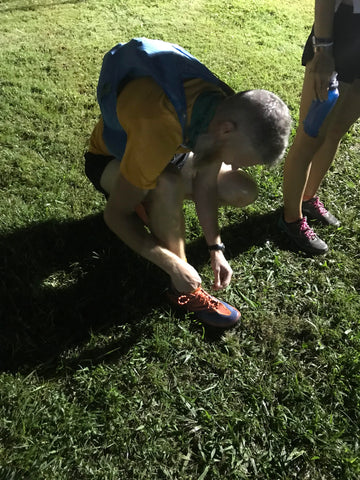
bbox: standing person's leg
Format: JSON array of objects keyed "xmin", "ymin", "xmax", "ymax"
[
  {"xmin": 281, "ymin": 3, "xmax": 360, "ymax": 253},
  {"xmin": 279, "ymin": 63, "xmax": 332, "ymax": 254},
  {"xmin": 303, "ymin": 78, "xmax": 360, "ymax": 201},
  {"xmin": 282, "ymin": 63, "xmax": 323, "ymax": 223},
  {"xmin": 280, "ymin": 76, "xmax": 360, "ymax": 253}
]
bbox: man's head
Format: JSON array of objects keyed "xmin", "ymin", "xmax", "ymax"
[{"xmin": 194, "ymin": 89, "xmax": 291, "ymax": 168}]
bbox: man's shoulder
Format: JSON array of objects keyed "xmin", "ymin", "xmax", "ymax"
[
  {"xmin": 120, "ymin": 77, "xmax": 164, "ymax": 97},
  {"xmin": 183, "ymin": 78, "xmax": 224, "ymax": 98},
  {"xmin": 121, "ymin": 77, "xmax": 221, "ymax": 100}
]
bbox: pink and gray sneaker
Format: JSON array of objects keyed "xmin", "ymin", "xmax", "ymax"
[
  {"xmin": 278, "ymin": 215, "xmax": 328, "ymax": 255},
  {"xmin": 302, "ymin": 196, "xmax": 340, "ymax": 227}
]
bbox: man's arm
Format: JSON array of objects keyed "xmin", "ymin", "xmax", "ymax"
[
  {"xmin": 192, "ymin": 160, "xmax": 233, "ymax": 290},
  {"xmin": 103, "ymin": 170, "xmax": 201, "ymax": 293}
]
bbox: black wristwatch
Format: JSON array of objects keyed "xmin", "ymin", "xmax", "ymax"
[{"xmin": 208, "ymin": 243, "xmax": 225, "ymax": 252}]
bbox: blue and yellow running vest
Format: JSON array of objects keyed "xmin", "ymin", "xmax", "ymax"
[{"xmin": 97, "ymin": 38, "xmax": 234, "ymax": 158}]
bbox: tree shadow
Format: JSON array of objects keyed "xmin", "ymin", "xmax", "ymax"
[{"xmin": 0, "ymin": 207, "xmax": 294, "ymax": 375}]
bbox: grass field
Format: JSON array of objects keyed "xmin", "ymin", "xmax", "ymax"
[{"xmin": 1, "ymin": 0, "xmax": 360, "ymax": 478}]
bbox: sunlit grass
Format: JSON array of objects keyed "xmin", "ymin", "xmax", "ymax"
[{"xmin": 1, "ymin": 0, "xmax": 360, "ymax": 479}]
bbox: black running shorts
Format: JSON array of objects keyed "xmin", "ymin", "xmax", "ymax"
[
  {"xmin": 84, "ymin": 151, "xmax": 189, "ymax": 197},
  {"xmin": 302, "ymin": 4, "xmax": 360, "ymax": 83},
  {"xmin": 84, "ymin": 152, "xmax": 115, "ymax": 197}
]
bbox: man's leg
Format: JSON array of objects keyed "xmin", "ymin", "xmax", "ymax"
[
  {"xmin": 101, "ymin": 160, "xmax": 187, "ymax": 259},
  {"xmin": 145, "ymin": 164, "xmax": 187, "ymax": 260},
  {"xmin": 99, "ymin": 158, "xmax": 120, "ymax": 193},
  {"xmin": 283, "ymin": 64, "xmax": 323, "ymax": 223},
  {"xmin": 181, "ymin": 153, "xmax": 258, "ymax": 207},
  {"xmin": 146, "ymin": 163, "xmax": 241, "ymax": 328},
  {"xmin": 216, "ymin": 164, "xmax": 258, "ymax": 207},
  {"xmin": 99, "ymin": 157, "xmax": 240, "ymax": 327}
]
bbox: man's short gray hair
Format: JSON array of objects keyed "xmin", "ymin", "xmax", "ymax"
[{"xmin": 218, "ymin": 89, "xmax": 292, "ymax": 166}]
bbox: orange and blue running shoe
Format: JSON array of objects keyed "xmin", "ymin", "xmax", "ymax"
[{"xmin": 168, "ymin": 286, "xmax": 240, "ymax": 328}]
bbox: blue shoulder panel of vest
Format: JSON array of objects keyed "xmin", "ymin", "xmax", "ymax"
[{"xmin": 96, "ymin": 38, "xmax": 233, "ymax": 158}]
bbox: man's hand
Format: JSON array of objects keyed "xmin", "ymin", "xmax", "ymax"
[
  {"xmin": 210, "ymin": 250, "xmax": 233, "ymax": 290},
  {"xmin": 169, "ymin": 258, "xmax": 202, "ymax": 293}
]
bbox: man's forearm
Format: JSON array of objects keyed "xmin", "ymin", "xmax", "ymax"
[
  {"xmin": 104, "ymin": 207, "xmax": 183, "ymax": 277},
  {"xmin": 104, "ymin": 207, "xmax": 202, "ymax": 292},
  {"xmin": 193, "ymin": 170, "xmax": 222, "ymax": 247}
]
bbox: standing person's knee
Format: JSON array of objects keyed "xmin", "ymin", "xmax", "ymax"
[{"xmin": 323, "ymin": 122, "xmax": 348, "ymax": 145}]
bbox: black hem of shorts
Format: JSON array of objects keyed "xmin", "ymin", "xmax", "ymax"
[{"xmin": 84, "ymin": 151, "xmax": 115, "ymax": 198}]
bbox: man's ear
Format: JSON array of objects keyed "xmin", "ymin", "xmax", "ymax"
[{"xmin": 219, "ymin": 121, "xmax": 236, "ymax": 137}]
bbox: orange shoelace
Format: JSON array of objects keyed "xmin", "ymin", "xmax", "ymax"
[{"xmin": 176, "ymin": 287, "xmax": 230, "ymax": 315}]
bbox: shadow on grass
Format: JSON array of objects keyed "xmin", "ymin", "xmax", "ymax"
[
  {"xmin": 0, "ymin": 208, "xmax": 292, "ymax": 374},
  {"xmin": 186, "ymin": 206, "xmax": 299, "ymax": 266},
  {"xmin": 0, "ymin": 213, "xmax": 169, "ymax": 374}
]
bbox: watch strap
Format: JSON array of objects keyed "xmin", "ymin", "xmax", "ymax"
[{"xmin": 208, "ymin": 243, "xmax": 225, "ymax": 252}]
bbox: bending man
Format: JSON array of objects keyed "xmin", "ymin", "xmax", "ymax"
[{"xmin": 85, "ymin": 38, "xmax": 291, "ymax": 328}]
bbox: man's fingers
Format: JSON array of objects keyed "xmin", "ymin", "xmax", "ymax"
[
  {"xmin": 213, "ymin": 268, "xmax": 221, "ymax": 290},
  {"xmin": 219, "ymin": 267, "xmax": 232, "ymax": 289}
]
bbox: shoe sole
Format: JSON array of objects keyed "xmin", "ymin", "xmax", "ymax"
[{"xmin": 196, "ymin": 309, "xmax": 241, "ymax": 328}]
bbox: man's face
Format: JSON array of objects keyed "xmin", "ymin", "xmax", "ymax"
[{"xmin": 221, "ymin": 131, "xmax": 263, "ymax": 169}]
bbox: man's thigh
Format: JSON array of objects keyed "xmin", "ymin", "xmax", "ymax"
[{"xmin": 100, "ymin": 158, "xmax": 121, "ymax": 195}]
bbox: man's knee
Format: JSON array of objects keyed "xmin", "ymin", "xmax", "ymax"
[
  {"xmin": 243, "ymin": 179, "xmax": 258, "ymax": 206},
  {"xmin": 218, "ymin": 170, "xmax": 258, "ymax": 207},
  {"xmin": 233, "ymin": 177, "xmax": 258, "ymax": 207}
]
